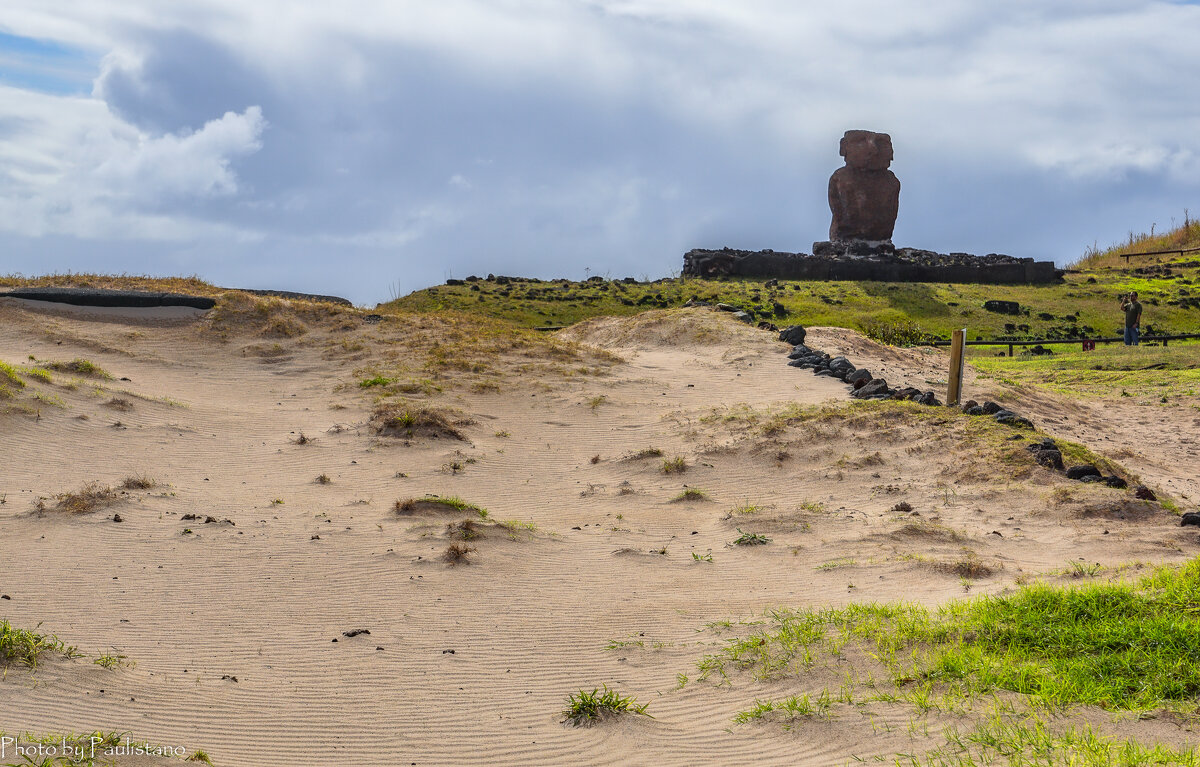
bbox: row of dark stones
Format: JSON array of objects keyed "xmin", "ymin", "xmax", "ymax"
[{"xmin": 777, "ymin": 325, "xmax": 1161, "ymax": 496}]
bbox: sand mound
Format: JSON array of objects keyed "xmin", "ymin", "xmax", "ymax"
[
  {"xmin": 561, "ymin": 307, "xmax": 775, "ymax": 351},
  {"xmin": 0, "ymin": 297, "xmax": 1194, "ymax": 766}
]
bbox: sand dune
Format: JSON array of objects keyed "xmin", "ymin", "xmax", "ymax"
[{"xmin": 0, "ymin": 300, "xmax": 1195, "ymax": 765}]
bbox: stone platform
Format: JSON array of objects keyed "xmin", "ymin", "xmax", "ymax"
[{"xmin": 682, "ymin": 247, "xmax": 1061, "ymax": 285}]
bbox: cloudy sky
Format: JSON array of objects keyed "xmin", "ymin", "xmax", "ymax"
[{"xmin": 2, "ymin": 1, "xmax": 1200, "ymax": 304}]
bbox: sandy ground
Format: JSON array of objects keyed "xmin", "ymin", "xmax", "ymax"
[{"xmin": 0, "ymin": 301, "xmax": 1197, "ymax": 766}]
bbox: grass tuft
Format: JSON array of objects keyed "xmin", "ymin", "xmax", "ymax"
[
  {"xmin": 443, "ymin": 543, "xmax": 477, "ymax": 564},
  {"xmin": 732, "ymin": 529, "xmax": 770, "ymax": 546},
  {"xmin": 660, "ymin": 456, "xmax": 687, "ymax": 474},
  {"xmin": 697, "ymin": 557, "xmax": 1200, "ymax": 711},
  {"xmin": 0, "ymin": 620, "xmax": 75, "ymax": 668},
  {"xmin": 671, "ymin": 488, "xmax": 709, "ymax": 502},
  {"xmin": 44, "ymin": 358, "xmax": 112, "ymax": 379},
  {"xmin": 561, "ymin": 685, "xmax": 650, "ymax": 727}
]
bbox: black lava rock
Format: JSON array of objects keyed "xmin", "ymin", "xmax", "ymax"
[
  {"xmin": 779, "ymin": 326, "xmax": 807, "ymax": 345},
  {"xmin": 1066, "ymin": 465, "xmax": 1102, "ymax": 480},
  {"xmin": 852, "ymin": 379, "xmax": 890, "ymax": 399}
]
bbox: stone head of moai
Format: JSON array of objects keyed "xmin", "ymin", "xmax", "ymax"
[
  {"xmin": 828, "ymin": 130, "xmax": 900, "ymax": 243},
  {"xmin": 841, "ymin": 130, "xmax": 894, "ymax": 170}
]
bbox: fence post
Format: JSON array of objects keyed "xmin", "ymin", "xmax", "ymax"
[{"xmin": 947, "ymin": 328, "xmax": 966, "ymax": 406}]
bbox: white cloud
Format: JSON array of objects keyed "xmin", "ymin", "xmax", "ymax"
[{"xmin": 0, "ymin": 85, "xmax": 264, "ymax": 238}]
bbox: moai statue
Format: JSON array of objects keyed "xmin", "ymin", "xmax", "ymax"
[{"xmin": 820, "ymin": 130, "xmax": 900, "ymax": 255}]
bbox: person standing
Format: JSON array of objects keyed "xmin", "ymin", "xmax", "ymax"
[{"xmin": 1121, "ymin": 291, "xmax": 1143, "ymax": 346}]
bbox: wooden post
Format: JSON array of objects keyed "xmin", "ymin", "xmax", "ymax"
[{"xmin": 947, "ymin": 328, "xmax": 966, "ymax": 406}]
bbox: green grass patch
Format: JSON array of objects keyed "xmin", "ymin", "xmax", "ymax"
[
  {"xmin": 395, "ymin": 495, "xmax": 488, "ymax": 518},
  {"xmin": 44, "ymin": 358, "xmax": 112, "ymax": 379},
  {"xmin": 660, "ymin": 456, "xmax": 687, "ymax": 474},
  {"xmin": 970, "ymin": 341, "xmax": 1200, "ymax": 401},
  {"xmin": 671, "ymin": 488, "xmax": 709, "ymax": 502},
  {"xmin": 0, "ymin": 361, "xmax": 27, "ymax": 389},
  {"xmin": 0, "ymin": 620, "xmax": 76, "ymax": 668},
  {"xmin": 732, "ymin": 529, "xmax": 770, "ymax": 546},
  {"xmin": 698, "ymin": 557, "xmax": 1200, "ymax": 711},
  {"xmin": 561, "ymin": 685, "xmax": 650, "ymax": 727},
  {"xmin": 358, "ymin": 375, "xmax": 393, "ymax": 387},
  {"xmin": 734, "ymin": 692, "xmax": 832, "ymax": 724},
  {"xmin": 384, "ymin": 262, "xmax": 1200, "ymax": 342},
  {"xmin": 915, "ymin": 716, "xmax": 1200, "ymax": 766}
]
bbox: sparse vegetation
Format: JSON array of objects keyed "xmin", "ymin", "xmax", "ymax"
[
  {"xmin": 447, "ymin": 519, "xmax": 481, "ymax": 540},
  {"xmin": 732, "ymin": 529, "xmax": 770, "ymax": 546},
  {"xmin": 293, "ymin": 431, "xmax": 315, "ymax": 445},
  {"xmin": 697, "ymin": 558, "xmax": 1200, "ymax": 711},
  {"xmin": 44, "ymin": 358, "xmax": 112, "ymax": 379},
  {"xmin": 119, "ymin": 474, "xmax": 155, "ymax": 490},
  {"xmin": 0, "ymin": 620, "xmax": 75, "ymax": 668},
  {"xmin": 50, "ymin": 482, "xmax": 118, "ymax": 513},
  {"xmin": 671, "ymin": 488, "xmax": 708, "ymax": 502},
  {"xmin": 395, "ymin": 496, "xmax": 488, "ymax": 518},
  {"xmin": 561, "ymin": 685, "xmax": 650, "ymax": 727},
  {"xmin": 316, "ymin": 473, "xmax": 332, "ymax": 484},
  {"xmin": 93, "ymin": 650, "xmax": 130, "ymax": 669},
  {"xmin": 443, "ymin": 543, "xmax": 477, "ymax": 564},
  {"xmin": 628, "ymin": 447, "xmax": 664, "ymax": 460},
  {"xmin": 660, "ymin": 456, "xmax": 687, "ymax": 474},
  {"xmin": 371, "ymin": 402, "xmax": 471, "ymax": 440}
]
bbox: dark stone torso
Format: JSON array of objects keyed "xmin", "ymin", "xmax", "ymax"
[{"xmin": 828, "ymin": 167, "xmax": 900, "ymax": 241}]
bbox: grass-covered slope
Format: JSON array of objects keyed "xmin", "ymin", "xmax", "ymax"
[
  {"xmin": 1072, "ymin": 218, "xmax": 1200, "ymax": 270},
  {"xmin": 385, "ymin": 261, "xmax": 1200, "ymax": 342}
]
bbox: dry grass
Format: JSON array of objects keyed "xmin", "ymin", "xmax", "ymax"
[
  {"xmin": 932, "ymin": 556, "xmax": 995, "ymax": 579},
  {"xmin": 893, "ymin": 520, "xmax": 966, "ymax": 542},
  {"xmin": 447, "ymin": 519, "xmax": 481, "ymax": 540},
  {"xmin": 371, "ymin": 402, "xmax": 472, "ymax": 440},
  {"xmin": 51, "ymin": 482, "xmax": 118, "ymax": 513},
  {"xmin": 103, "ymin": 397, "xmax": 134, "ymax": 411},
  {"xmin": 394, "ymin": 496, "xmax": 488, "ymax": 517},
  {"xmin": 43, "ymin": 358, "xmax": 111, "ymax": 379},
  {"xmin": 443, "ymin": 543, "xmax": 477, "ymax": 564},
  {"xmin": 119, "ymin": 474, "xmax": 156, "ymax": 490}
]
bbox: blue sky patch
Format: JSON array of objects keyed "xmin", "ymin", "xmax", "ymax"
[{"xmin": 0, "ymin": 31, "xmax": 98, "ymax": 95}]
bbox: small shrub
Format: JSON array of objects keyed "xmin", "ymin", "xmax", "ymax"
[
  {"xmin": 732, "ymin": 529, "xmax": 770, "ymax": 546},
  {"xmin": 358, "ymin": 375, "xmax": 393, "ymax": 388},
  {"xmin": 45, "ymin": 358, "xmax": 112, "ymax": 379},
  {"xmin": 861, "ymin": 318, "xmax": 935, "ymax": 347},
  {"xmin": 54, "ymin": 482, "xmax": 117, "ymax": 513},
  {"xmin": 293, "ymin": 432, "xmax": 315, "ymax": 445},
  {"xmin": 672, "ymin": 488, "xmax": 709, "ymax": 502},
  {"xmin": 628, "ymin": 447, "xmax": 664, "ymax": 460},
  {"xmin": 562, "ymin": 685, "xmax": 650, "ymax": 727},
  {"xmin": 316, "ymin": 473, "xmax": 332, "ymax": 484},
  {"xmin": 120, "ymin": 475, "xmax": 156, "ymax": 490},
  {"xmin": 661, "ymin": 456, "xmax": 687, "ymax": 474},
  {"xmin": 0, "ymin": 620, "xmax": 75, "ymax": 667},
  {"xmin": 104, "ymin": 397, "xmax": 134, "ymax": 411},
  {"xmin": 891, "ymin": 501, "xmax": 913, "ymax": 512},
  {"xmin": 444, "ymin": 543, "xmax": 477, "ymax": 564},
  {"xmin": 447, "ymin": 519, "xmax": 481, "ymax": 540}
]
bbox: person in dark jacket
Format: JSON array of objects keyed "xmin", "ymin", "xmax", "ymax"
[{"xmin": 1121, "ymin": 291, "xmax": 1142, "ymax": 346}]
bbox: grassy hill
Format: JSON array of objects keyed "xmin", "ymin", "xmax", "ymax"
[
  {"xmin": 386, "ymin": 249, "xmax": 1200, "ymax": 344},
  {"xmin": 1072, "ymin": 217, "xmax": 1200, "ymax": 270}
]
